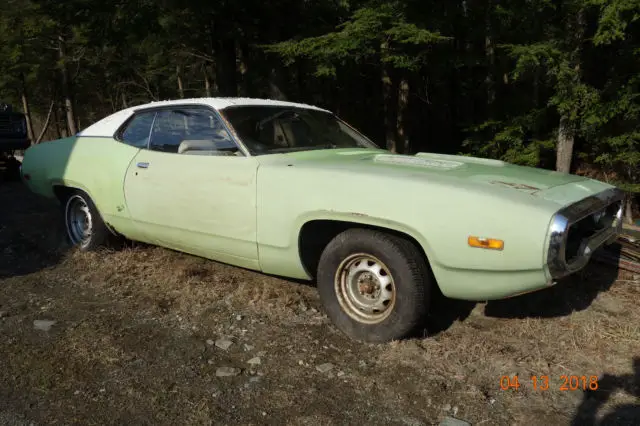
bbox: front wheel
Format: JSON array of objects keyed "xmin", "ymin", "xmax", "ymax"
[
  {"xmin": 316, "ymin": 228, "xmax": 431, "ymax": 343},
  {"xmin": 64, "ymin": 191, "xmax": 110, "ymax": 251}
]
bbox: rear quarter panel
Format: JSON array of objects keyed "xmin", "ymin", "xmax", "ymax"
[{"xmin": 22, "ymin": 136, "xmax": 141, "ymax": 235}]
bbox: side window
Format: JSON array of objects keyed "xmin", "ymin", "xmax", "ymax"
[
  {"xmin": 119, "ymin": 112, "xmax": 156, "ymax": 148},
  {"xmin": 149, "ymin": 108, "xmax": 237, "ymax": 155}
]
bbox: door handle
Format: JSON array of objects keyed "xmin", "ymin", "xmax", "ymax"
[{"xmin": 136, "ymin": 162, "xmax": 149, "ymax": 169}]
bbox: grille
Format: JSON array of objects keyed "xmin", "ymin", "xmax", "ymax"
[
  {"xmin": 565, "ymin": 200, "xmax": 621, "ymax": 263},
  {"xmin": 0, "ymin": 115, "xmax": 10, "ymax": 132}
]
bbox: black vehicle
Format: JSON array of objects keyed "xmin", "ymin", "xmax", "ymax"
[{"xmin": 0, "ymin": 102, "xmax": 30, "ymax": 180}]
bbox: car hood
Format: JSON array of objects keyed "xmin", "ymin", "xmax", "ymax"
[{"xmin": 257, "ymin": 148, "xmax": 612, "ymax": 206}]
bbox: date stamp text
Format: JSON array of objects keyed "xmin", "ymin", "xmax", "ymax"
[{"xmin": 500, "ymin": 375, "xmax": 599, "ymax": 391}]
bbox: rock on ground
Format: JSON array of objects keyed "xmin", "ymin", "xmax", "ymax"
[
  {"xmin": 316, "ymin": 363, "xmax": 334, "ymax": 373},
  {"xmin": 439, "ymin": 416, "xmax": 471, "ymax": 426},
  {"xmin": 216, "ymin": 367, "xmax": 241, "ymax": 377},
  {"xmin": 33, "ymin": 320, "xmax": 56, "ymax": 331},
  {"xmin": 215, "ymin": 338, "xmax": 233, "ymax": 351}
]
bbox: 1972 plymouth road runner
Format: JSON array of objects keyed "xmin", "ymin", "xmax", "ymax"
[{"xmin": 21, "ymin": 97, "xmax": 624, "ymax": 343}]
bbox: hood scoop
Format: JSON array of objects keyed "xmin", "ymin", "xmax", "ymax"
[{"xmin": 374, "ymin": 154, "xmax": 464, "ymax": 170}]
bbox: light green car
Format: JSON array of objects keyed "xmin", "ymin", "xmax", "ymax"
[{"xmin": 21, "ymin": 98, "xmax": 624, "ymax": 343}]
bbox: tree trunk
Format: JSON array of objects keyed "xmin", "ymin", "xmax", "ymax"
[
  {"xmin": 485, "ymin": 34, "xmax": 495, "ymax": 109},
  {"xmin": 20, "ymin": 74, "xmax": 35, "ymax": 143},
  {"xmin": 484, "ymin": 2, "xmax": 495, "ymax": 115},
  {"xmin": 623, "ymin": 196, "xmax": 634, "ymax": 225},
  {"xmin": 556, "ymin": 116, "xmax": 574, "ymax": 173},
  {"xmin": 204, "ymin": 67, "xmax": 212, "ymax": 97},
  {"xmin": 176, "ymin": 65, "xmax": 185, "ymax": 98},
  {"xmin": 53, "ymin": 102, "xmax": 63, "ymax": 139},
  {"xmin": 58, "ymin": 35, "xmax": 77, "ymax": 135},
  {"xmin": 296, "ymin": 60, "xmax": 308, "ymax": 101},
  {"xmin": 268, "ymin": 66, "xmax": 287, "ymax": 100},
  {"xmin": 205, "ymin": 62, "xmax": 219, "ymax": 96},
  {"xmin": 396, "ymin": 77, "xmax": 410, "ymax": 154},
  {"xmin": 206, "ymin": 21, "xmax": 219, "ymax": 97},
  {"xmin": 35, "ymin": 101, "xmax": 54, "ymax": 144},
  {"xmin": 215, "ymin": 39, "xmax": 238, "ymax": 96},
  {"xmin": 555, "ymin": 7, "xmax": 585, "ymax": 174},
  {"xmin": 122, "ymin": 92, "xmax": 128, "ymax": 109},
  {"xmin": 237, "ymin": 43, "xmax": 249, "ymax": 96},
  {"xmin": 381, "ymin": 42, "xmax": 398, "ymax": 153}
]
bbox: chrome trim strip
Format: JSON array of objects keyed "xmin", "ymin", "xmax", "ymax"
[
  {"xmin": 146, "ymin": 112, "xmax": 158, "ymax": 150},
  {"xmin": 546, "ymin": 187, "xmax": 624, "ymax": 279}
]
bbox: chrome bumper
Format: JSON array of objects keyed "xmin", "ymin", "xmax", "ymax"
[{"xmin": 546, "ymin": 187, "xmax": 624, "ymax": 279}]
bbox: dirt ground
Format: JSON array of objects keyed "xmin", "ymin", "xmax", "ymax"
[{"xmin": 1, "ymin": 181, "xmax": 638, "ymax": 426}]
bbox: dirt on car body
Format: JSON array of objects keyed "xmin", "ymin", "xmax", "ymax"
[{"xmin": 0, "ymin": 182, "xmax": 638, "ymax": 425}]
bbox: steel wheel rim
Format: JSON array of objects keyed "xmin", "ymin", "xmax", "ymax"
[
  {"xmin": 334, "ymin": 253, "xmax": 396, "ymax": 324},
  {"xmin": 65, "ymin": 195, "xmax": 92, "ymax": 247}
]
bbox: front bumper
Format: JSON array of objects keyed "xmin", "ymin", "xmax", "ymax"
[{"xmin": 546, "ymin": 187, "xmax": 624, "ymax": 280}]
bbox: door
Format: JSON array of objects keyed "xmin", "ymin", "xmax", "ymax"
[{"xmin": 123, "ymin": 106, "xmax": 260, "ymax": 269}]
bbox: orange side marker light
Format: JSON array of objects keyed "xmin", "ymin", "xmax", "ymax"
[{"xmin": 468, "ymin": 236, "xmax": 504, "ymax": 250}]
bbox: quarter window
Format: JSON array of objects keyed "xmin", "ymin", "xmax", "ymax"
[
  {"xmin": 119, "ymin": 112, "xmax": 156, "ymax": 148},
  {"xmin": 148, "ymin": 108, "xmax": 238, "ymax": 155}
]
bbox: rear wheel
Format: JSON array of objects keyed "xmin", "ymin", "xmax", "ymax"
[
  {"xmin": 316, "ymin": 228, "xmax": 431, "ymax": 343},
  {"xmin": 63, "ymin": 191, "xmax": 110, "ymax": 251}
]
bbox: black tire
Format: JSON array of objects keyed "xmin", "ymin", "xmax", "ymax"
[
  {"xmin": 63, "ymin": 190, "xmax": 110, "ymax": 251},
  {"xmin": 316, "ymin": 228, "xmax": 431, "ymax": 343}
]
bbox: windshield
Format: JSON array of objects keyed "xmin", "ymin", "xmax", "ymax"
[{"xmin": 220, "ymin": 106, "xmax": 379, "ymax": 155}]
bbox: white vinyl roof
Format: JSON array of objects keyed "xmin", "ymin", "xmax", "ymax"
[{"xmin": 77, "ymin": 97, "xmax": 331, "ymax": 138}]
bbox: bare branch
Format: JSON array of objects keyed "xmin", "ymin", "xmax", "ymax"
[
  {"xmin": 35, "ymin": 100, "xmax": 55, "ymax": 144},
  {"xmin": 182, "ymin": 51, "xmax": 215, "ymax": 63},
  {"xmin": 133, "ymin": 70, "xmax": 159, "ymax": 100}
]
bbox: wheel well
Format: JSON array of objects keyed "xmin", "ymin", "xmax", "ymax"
[
  {"xmin": 298, "ymin": 219, "xmax": 431, "ymax": 278},
  {"xmin": 51, "ymin": 185, "xmax": 119, "ymax": 237},
  {"xmin": 52, "ymin": 185, "xmax": 76, "ymax": 204}
]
